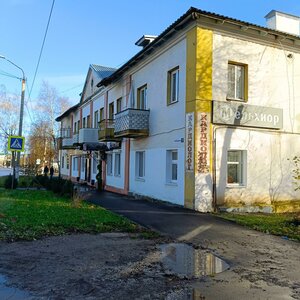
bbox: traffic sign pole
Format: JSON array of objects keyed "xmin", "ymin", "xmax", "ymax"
[{"xmin": 16, "ymin": 78, "xmax": 25, "ymax": 179}]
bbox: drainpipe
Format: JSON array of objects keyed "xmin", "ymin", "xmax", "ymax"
[{"xmin": 212, "ymin": 125, "xmax": 229, "ymax": 212}]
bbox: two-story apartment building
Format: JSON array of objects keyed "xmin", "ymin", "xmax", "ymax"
[{"xmin": 56, "ymin": 7, "xmax": 300, "ymax": 213}]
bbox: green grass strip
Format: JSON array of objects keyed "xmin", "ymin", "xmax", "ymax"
[
  {"xmin": 218, "ymin": 212, "xmax": 300, "ymax": 241},
  {"xmin": 0, "ymin": 190, "xmax": 139, "ymax": 241}
]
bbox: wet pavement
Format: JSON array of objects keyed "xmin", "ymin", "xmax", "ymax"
[
  {"xmin": 86, "ymin": 190, "xmax": 300, "ymax": 299},
  {"xmin": 160, "ymin": 243, "xmax": 229, "ymax": 279},
  {"xmin": 0, "ymin": 275, "xmax": 30, "ymax": 300}
]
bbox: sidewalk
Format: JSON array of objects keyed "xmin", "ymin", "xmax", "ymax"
[{"xmin": 86, "ymin": 190, "xmax": 300, "ymax": 299}]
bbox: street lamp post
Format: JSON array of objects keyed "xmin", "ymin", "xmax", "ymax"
[{"xmin": 0, "ymin": 55, "xmax": 26, "ymax": 180}]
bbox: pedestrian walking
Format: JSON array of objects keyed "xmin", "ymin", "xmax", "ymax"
[
  {"xmin": 50, "ymin": 166, "xmax": 54, "ymax": 179},
  {"xmin": 44, "ymin": 165, "xmax": 49, "ymax": 176}
]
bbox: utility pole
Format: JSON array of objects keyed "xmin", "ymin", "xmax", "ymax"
[
  {"xmin": 0, "ymin": 55, "xmax": 26, "ymax": 181},
  {"xmin": 16, "ymin": 77, "xmax": 26, "ymax": 179}
]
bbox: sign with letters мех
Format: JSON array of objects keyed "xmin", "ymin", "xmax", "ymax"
[{"xmin": 212, "ymin": 101, "xmax": 283, "ymax": 129}]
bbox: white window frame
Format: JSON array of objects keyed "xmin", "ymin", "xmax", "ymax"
[
  {"xmin": 66, "ymin": 155, "xmax": 69, "ymax": 169},
  {"xmin": 106, "ymin": 153, "xmax": 113, "ymax": 176},
  {"xmin": 93, "ymin": 153, "xmax": 98, "ymax": 174},
  {"xmin": 94, "ymin": 111, "xmax": 99, "ymax": 128},
  {"xmin": 81, "ymin": 156, "xmax": 85, "ymax": 172},
  {"xmin": 72, "ymin": 157, "xmax": 78, "ymax": 172},
  {"xmin": 135, "ymin": 151, "xmax": 145, "ymax": 180},
  {"xmin": 227, "ymin": 150, "xmax": 247, "ymax": 187},
  {"xmin": 114, "ymin": 152, "xmax": 121, "ymax": 177},
  {"xmin": 138, "ymin": 85, "xmax": 147, "ymax": 110},
  {"xmin": 227, "ymin": 63, "xmax": 246, "ymax": 101},
  {"xmin": 166, "ymin": 150, "xmax": 178, "ymax": 184},
  {"xmin": 169, "ymin": 68, "xmax": 179, "ymax": 104}
]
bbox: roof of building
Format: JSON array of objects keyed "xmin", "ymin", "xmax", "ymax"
[
  {"xmin": 97, "ymin": 6, "xmax": 300, "ymax": 88},
  {"xmin": 90, "ymin": 64, "xmax": 116, "ymax": 80},
  {"xmin": 55, "ymin": 103, "xmax": 79, "ymax": 122}
]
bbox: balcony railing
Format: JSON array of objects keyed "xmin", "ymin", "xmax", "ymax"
[
  {"xmin": 73, "ymin": 133, "xmax": 79, "ymax": 145},
  {"xmin": 62, "ymin": 137, "xmax": 74, "ymax": 148},
  {"xmin": 114, "ymin": 108, "xmax": 150, "ymax": 138},
  {"xmin": 79, "ymin": 128, "xmax": 98, "ymax": 144},
  {"xmin": 60, "ymin": 128, "xmax": 71, "ymax": 138},
  {"xmin": 98, "ymin": 119, "xmax": 118, "ymax": 141}
]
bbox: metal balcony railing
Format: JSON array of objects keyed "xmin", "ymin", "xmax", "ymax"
[
  {"xmin": 79, "ymin": 128, "xmax": 98, "ymax": 144},
  {"xmin": 98, "ymin": 119, "xmax": 118, "ymax": 141},
  {"xmin": 114, "ymin": 108, "xmax": 150, "ymax": 138}
]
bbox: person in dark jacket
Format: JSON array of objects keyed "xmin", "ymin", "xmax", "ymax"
[
  {"xmin": 44, "ymin": 165, "xmax": 49, "ymax": 176},
  {"xmin": 50, "ymin": 166, "xmax": 54, "ymax": 179}
]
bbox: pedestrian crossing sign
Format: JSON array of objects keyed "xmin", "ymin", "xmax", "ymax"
[{"xmin": 8, "ymin": 136, "xmax": 25, "ymax": 152}]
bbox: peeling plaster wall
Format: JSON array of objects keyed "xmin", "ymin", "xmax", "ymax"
[
  {"xmin": 212, "ymin": 33, "xmax": 300, "ymax": 209},
  {"xmin": 215, "ymin": 127, "xmax": 300, "ymax": 207}
]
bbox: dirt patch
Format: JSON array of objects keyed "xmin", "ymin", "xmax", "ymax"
[{"xmin": 0, "ymin": 233, "xmax": 199, "ymax": 299}]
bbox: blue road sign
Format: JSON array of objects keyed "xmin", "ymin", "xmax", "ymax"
[{"xmin": 8, "ymin": 136, "xmax": 25, "ymax": 152}]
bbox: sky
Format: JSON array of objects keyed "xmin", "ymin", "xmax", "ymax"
[{"xmin": 0, "ymin": 0, "xmax": 300, "ymax": 128}]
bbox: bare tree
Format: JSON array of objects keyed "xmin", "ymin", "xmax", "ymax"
[
  {"xmin": 28, "ymin": 81, "xmax": 72, "ymax": 171},
  {"xmin": 0, "ymin": 84, "xmax": 20, "ymax": 152}
]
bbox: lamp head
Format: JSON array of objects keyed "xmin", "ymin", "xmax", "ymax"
[{"xmin": 0, "ymin": 55, "xmax": 5, "ymax": 59}]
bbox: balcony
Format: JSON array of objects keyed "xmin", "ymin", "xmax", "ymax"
[
  {"xmin": 79, "ymin": 128, "xmax": 98, "ymax": 144},
  {"xmin": 98, "ymin": 119, "xmax": 119, "ymax": 142},
  {"xmin": 114, "ymin": 108, "xmax": 150, "ymax": 138},
  {"xmin": 62, "ymin": 137, "xmax": 74, "ymax": 148},
  {"xmin": 59, "ymin": 128, "xmax": 74, "ymax": 149},
  {"xmin": 73, "ymin": 133, "xmax": 79, "ymax": 145}
]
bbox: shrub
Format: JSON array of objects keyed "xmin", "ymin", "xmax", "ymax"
[{"xmin": 4, "ymin": 175, "xmax": 18, "ymax": 189}]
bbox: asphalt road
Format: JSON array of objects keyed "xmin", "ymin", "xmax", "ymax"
[
  {"xmin": 0, "ymin": 167, "xmax": 12, "ymax": 177},
  {"xmin": 87, "ymin": 190, "xmax": 300, "ymax": 300}
]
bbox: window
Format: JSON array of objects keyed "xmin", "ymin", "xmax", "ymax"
[
  {"xmin": 82, "ymin": 117, "xmax": 86, "ymax": 128},
  {"xmin": 227, "ymin": 150, "xmax": 246, "ymax": 186},
  {"xmin": 109, "ymin": 102, "xmax": 114, "ymax": 119},
  {"xmin": 167, "ymin": 67, "xmax": 179, "ymax": 104},
  {"xmin": 137, "ymin": 85, "xmax": 147, "ymax": 109},
  {"xmin": 107, "ymin": 153, "xmax": 113, "ymax": 176},
  {"xmin": 93, "ymin": 153, "xmax": 98, "ymax": 174},
  {"xmin": 116, "ymin": 98, "xmax": 122, "ymax": 113},
  {"xmin": 81, "ymin": 157, "xmax": 85, "ymax": 172},
  {"xmin": 73, "ymin": 157, "xmax": 78, "ymax": 171},
  {"xmin": 74, "ymin": 122, "xmax": 77, "ymax": 134},
  {"xmin": 166, "ymin": 150, "xmax": 178, "ymax": 183},
  {"xmin": 114, "ymin": 152, "xmax": 121, "ymax": 176},
  {"xmin": 87, "ymin": 115, "xmax": 90, "ymax": 128},
  {"xmin": 100, "ymin": 108, "xmax": 104, "ymax": 122},
  {"xmin": 77, "ymin": 120, "xmax": 80, "ymax": 132},
  {"xmin": 94, "ymin": 111, "xmax": 99, "ymax": 128},
  {"xmin": 66, "ymin": 155, "xmax": 70, "ymax": 169},
  {"xmin": 227, "ymin": 63, "xmax": 247, "ymax": 101},
  {"xmin": 135, "ymin": 151, "xmax": 145, "ymax": 179},
  {"xmin": 62, "ymin": 155, "xmax": 65, "ymax": 168}
]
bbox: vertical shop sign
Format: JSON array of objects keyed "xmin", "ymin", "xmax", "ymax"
[
  {"xmin": 197, "ymin": 112, "xmax": 210, "ymax": 173},
  {"xmin": 185, "ymin": 113, "xmax": 194, "ymax": 171}
]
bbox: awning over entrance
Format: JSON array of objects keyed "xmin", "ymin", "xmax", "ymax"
[{"xmin": 82, "ymin": 143, "xmax": 108, "ymax": 151}]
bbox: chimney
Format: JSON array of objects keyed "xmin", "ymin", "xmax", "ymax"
[
  {"xmin": 265, "ymin": 10, "xmax": 300, "ymax": 36},
  {"xmin": 135, "ymin": 35, "xmax": 157, "ymax": 48}
]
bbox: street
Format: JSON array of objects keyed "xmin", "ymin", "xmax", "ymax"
[{"xmin": 0, "ymin": 167, "xmax": 12, "ymax": 177}]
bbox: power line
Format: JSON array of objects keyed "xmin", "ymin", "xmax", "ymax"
[
  {"xmin": 60, "ymin": 84, "xmax": 83, "ymax": 94},
  {"xmin": 0, "ymin": 69, "xmax": 21, "ymax": 80},
  {"xmin": 28, "ymin": 0, "xmax": 56, "ymax": 99}
]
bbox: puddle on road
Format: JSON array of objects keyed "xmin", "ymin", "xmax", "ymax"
[
  {"xmin": 0, "ymin": 275, "xmax": 30, "ymax": 300},
  {"xmin": 165, "ymin": 287, "xmax": 205, "ymax": 299},
  {"xmin": 160, "ymin": 243, "xmax": 229, "ymax": 279}
]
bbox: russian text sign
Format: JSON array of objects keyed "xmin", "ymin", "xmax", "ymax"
[{"xmin": 212, "ymin": 101, "xmax": 283, "ymax": 129}]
